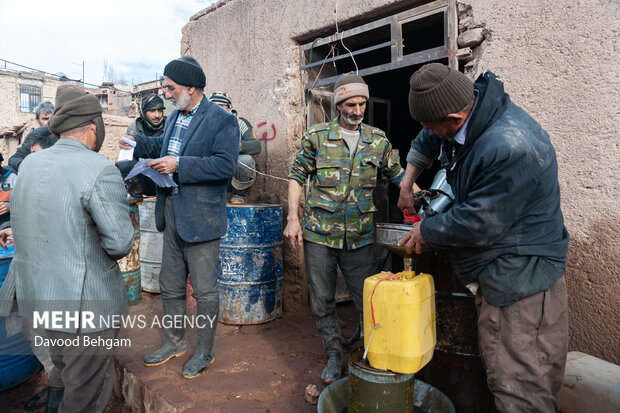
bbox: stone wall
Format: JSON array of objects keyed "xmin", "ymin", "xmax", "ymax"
[
  {"xmin": 0, "ymin": 70, "xmax": 62, "ymax": 130},
  {"xmin": 181, "ymin": 0, "xmax": 619, "ymax": 363}
]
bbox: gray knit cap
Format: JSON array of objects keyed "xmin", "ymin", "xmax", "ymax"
[
  {"xmin": 333, "ymin": 74, "xmax": 369, "ymax": 105},
  {"xmin": 49, "ymin": 87, "xmax": 105, "ymax": 152},
  {"xmin": 408, "ymin": 63, "xmax": 474, "ymax": 122}
]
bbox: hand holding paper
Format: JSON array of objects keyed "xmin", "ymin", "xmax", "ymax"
[{"xmin": 124, "ymin": 159, "xmax": 177, "ymax": 188}]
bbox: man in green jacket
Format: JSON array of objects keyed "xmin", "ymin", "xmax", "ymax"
[{"xmin": 284, "ymin": 74, "xmax": 404, "ymax": 383}]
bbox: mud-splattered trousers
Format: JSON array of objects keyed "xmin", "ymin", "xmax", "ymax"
[
  {"xmin": 407, "ymin": 71, "xmax": 569, "ymax": 412},
  {"xmin": 289, "ymin": 119, "xmax": 403, "ymax": 355}
]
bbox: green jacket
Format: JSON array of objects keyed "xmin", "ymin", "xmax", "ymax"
[{"xmin": 289, "ymin": 119, "xmax": 403, "ymax": 249}]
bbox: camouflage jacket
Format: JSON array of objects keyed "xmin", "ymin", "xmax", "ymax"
[{"xmin": 289, "ymin": 119, "xmax": 404, "ymax": 250}]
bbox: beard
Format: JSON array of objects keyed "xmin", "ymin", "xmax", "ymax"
[
  {"xmin": 173, "ymin": 88, "xmax": 192, "ymax": 111},
  {"xmin": 341, "ymin": 111, "xmax": 363, "ymax": 126}
]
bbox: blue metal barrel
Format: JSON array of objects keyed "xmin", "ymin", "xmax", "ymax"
[
  {"xmin": 218, "ymin": 205, "xmax": 283, "ymax": 324},
  {"xmin": 0, "ymin": 244, "xmax": 41, "ymax": 391}
]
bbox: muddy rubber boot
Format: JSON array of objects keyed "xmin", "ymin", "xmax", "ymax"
[
  {"xmin": 25, "ymin": 387, "xmax": 47, "ymax": 411},
  {"xmin": 322, "ymin": 351, "xmax": 343, "ymax": 384},
  {"xmin": 183, "ymin": 300, "xmax": 218, "ymax": 379},
  {"xmin": 43, "ymin": 386, "xmax": 64, "ymax": 413},
  {"xmin": 317, "ymin": 314, "xmax": 343, "ymax": 384},
  {"xmin": 144, "ymin": 300, "xmax": 186, "ymax": 366}
]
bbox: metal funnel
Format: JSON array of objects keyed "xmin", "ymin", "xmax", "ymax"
[{"xmin": 375, "ymin": 223, "xmax": 414, "ymax": 258}]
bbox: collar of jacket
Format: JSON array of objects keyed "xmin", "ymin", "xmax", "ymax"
[
  {"xmin": 463, "ymin": 71, "xmax": 510, "ymax": 149},
  {"xmin": 327, "ymin": 118, "xmax": 373, "ymax": 144},
  {"xmin": 56, "ymin": 137, "xmax": 91, "ymax": 150}
]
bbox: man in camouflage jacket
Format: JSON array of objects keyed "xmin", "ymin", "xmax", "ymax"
[{"xmin": 285, "ymin": 74, "xmax": 404, "ymax": 383}]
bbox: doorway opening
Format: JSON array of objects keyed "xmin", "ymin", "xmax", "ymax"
[{"xmin": 300, "ymin": 0, "xmax": 458, "ymax": 227}]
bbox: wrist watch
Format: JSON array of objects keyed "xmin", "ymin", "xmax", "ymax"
[{"xmin": 175, "ymin": 156, "xmax": 180, "ymax": 170}]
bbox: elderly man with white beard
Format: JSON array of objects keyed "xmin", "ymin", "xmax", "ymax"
[{"xmin": 119, "ymin": 56, "xmax": 239, "ymax": 380}]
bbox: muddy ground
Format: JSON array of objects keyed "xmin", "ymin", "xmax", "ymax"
[{"xmin": 0, "ymin": 293, "xmax": 359, "ymax": 412}]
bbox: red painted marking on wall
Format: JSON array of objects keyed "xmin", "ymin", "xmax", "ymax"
[{"xmin": 256, "ymin": 121, "xmax": 277, "ymax": 141}]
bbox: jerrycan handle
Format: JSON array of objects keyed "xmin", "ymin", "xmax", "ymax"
[{"xmin": 364, "ymin": 271, "xmax": 416, "ymax": 360}]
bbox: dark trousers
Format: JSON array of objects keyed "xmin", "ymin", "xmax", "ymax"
[
  {"xmin": 303, "ymin": 241, "xmax": 377, "ymax": 316},
  {"xmin": 159, "ymin": 195, "xmax": 220, "ymax": 304},
  {"xmin": 476, "ymin": 276, "xmax": 568, "ymax": 413},
  {"xmin": 303, "ymin": 241, "xmax": 376, "ymax": 356},
  {"xmin": 45, "ymin": 328, "xmax": 116, "ymax": 413}
]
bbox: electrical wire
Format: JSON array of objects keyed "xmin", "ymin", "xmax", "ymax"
[
  {"xmin": 340, "ymin": 32, "xmax": 359, "ymax": 75},
  {"xmin": 334, "ymin": 0, "xmax": 359, "ymax": 75},
  {"xmin": 335, "ymin": 0, "xmax": 339, "ymax": 34},
  {"xmin": 237, "ymin": 159, "xmax": 291, "ymax": 183},
  {"xmin": 309, "ymin": 43, "xmax": 337, "ymax": 89},
  {"xmin": 1, "ymin": 58, "xmax": 140, "ymax": 94}
]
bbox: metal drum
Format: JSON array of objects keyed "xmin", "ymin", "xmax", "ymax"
[
  {"xmin": 319, "ymin": 377, "xmax": 455, "ymax": 413},
  {"xmin": 138, "ymin": 198, "xmax": 162, "ymax": 293},
  {"xmin": 117, "ymin": 204, "xmax": 141, "ymax": 301},
  {"xmin": 348, "ymin": 347, "xmax": 417, "ymax": 412},
  {"xmin": 218, "ymin": 204, "xmax": 283, "ymax": 324},
  {"xmin": 415, "ymin": 254, "xmax": 497, "ymax": 413},
  {"xmin": 0, "ymin": 245, "xmax": 41, "ymax": 391}
]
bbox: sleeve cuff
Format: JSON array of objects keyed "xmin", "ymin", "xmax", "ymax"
[{"xmin": 406, "ymin": 147, "xmax": 434, "ymax": 169}]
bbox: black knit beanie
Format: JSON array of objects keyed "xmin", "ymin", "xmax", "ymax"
[
  {"xmin": 408, "ymin": 63, "xmax": 474, "ymax": 122},
  {"xmin": 163, "ymin": 56, "xmax": 206, "ymax": 88}
]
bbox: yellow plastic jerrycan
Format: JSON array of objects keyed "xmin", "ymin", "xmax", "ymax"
[{"xmin": 363, "ymin": 270, "xmax": 436, "ymax": 374}]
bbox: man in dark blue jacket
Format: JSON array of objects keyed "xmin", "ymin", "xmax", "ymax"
[
  {"xmin": 120, "ymin": 56, "xmax": 239, "ymax": 379},
  {"xmin": 398, "ymin": 63, "xmax": 569, "ymax": 412}
]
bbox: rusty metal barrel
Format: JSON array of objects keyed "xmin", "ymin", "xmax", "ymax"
[
  {"xmin": 117, "ymin": 203, "xmax": 141, "ymax": 301},
  {"xmin": 138, "ymin": 198, "xmax": 162, "ymax": 293},
  {"xmin": 218, "ymin": 204, "xmax": 283, "ymax": 324},
  {"xmin": 0, "ymin": 245, "xmax": 41, "ymax": 390},
  {"xmin": 348, "ymin": 347, "xmax": 417, "ymax": 412},
  {"xmin": 415, "ymin": 254, "xmax": 497, "ymax": 413}
]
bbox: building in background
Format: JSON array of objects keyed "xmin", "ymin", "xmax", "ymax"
[
  {"xmin": 0, "ymin": 67, "xmax": 79, "ymax": 156},
  {"xmin": 179, "ymin": 0, "xmax": 619, "ymax": 374},
  {"xmin": 0, "ymin": 62, "xmax": 165, "ymax": 161}
]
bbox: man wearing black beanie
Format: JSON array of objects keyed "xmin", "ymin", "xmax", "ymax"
[
  {"xmin": 398, "ymin": 63, "xmax": 569, "ymax": 413},
  {"xmin": 120, "ymin": 56, "xmax": 239, "ymax": 380}
]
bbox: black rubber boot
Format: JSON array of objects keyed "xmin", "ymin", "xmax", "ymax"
[
  {"xmin": 322, "ymin": 351, "xmax": 344, "ymax": 384},
  {"xmin": 317, "ymin": 314, "xmax": 343, "ymax": 384},
  {"xmin": 43, "ymin": 386, "xmax": 64, "ymax": 413},
  {"xmin": 182, "ymin": 300, "xmax": 218, "ymax": 379},
  {"xmin": 144, "ymin": 300, "xmax": 186, "ymax": 366},
  {"xmin": 124, "ymin": 176, "xmax": 144, "ymax": 205},
  {"xmin": 24, "ymin": 387, "xmax": 47, "ymax": 410},
  {"xmin": 229, "ymin": 188, "xmax": 248, "ymax": 204}
]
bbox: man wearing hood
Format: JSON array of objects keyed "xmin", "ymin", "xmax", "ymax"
[
  {"xmin": 398, "ymin": 63, "xmax": 569, "ymax": 413},
  {"xmin": 2, "ymin": 86, "xmax": 134, "ymax": 412},
  {"xmin": 127, "ymin": 93, "xmax": 166, "ymax": 137},
  {"xmin": 118, "ymin": 93, "xmax": 167, "ymax": 200}
]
